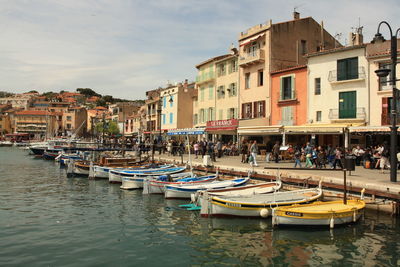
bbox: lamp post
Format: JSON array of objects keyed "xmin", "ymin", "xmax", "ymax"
[{"xmin": 372, "ymin": 21, "xmax": 400, "ymax": 183}]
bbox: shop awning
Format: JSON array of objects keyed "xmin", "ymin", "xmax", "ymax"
[
  {"xmin": 284, "ymin": 124, "xmax": 363, "ymax": 134},
  {"xmin": 167, "ymin": 128, "xmax": 205, "ymax": 136},
  {"xmin": 348, "ymin": 126, "xmax": 398, "ymax": 132},
  {"xmin": 238, "ymin": 125, "xmax": 283, "ymax": 135},
  {"xmin": 239, "ymin": 33, "xmax": 265, "ymax": 47},
  {"xmin": 205, "ymin": 119, "xmax": 238, "ymax": 132}
]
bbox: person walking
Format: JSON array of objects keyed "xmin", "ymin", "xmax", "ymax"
[
  {"xmin": 216, "ymin": 140, "xmax": 223, "ymax": 158},
  {"xmin": 265, "ymin": 141, "xmax": 273, "ymax": 163},
  {"xmin": 250, "ymin": 140, "xmax": 259, "ymax": 167},
  {"xmin": 272, "ymin": 141, "xmax": 280, "ymax": 163},
  {"xmin": 241, "ymin": 140, "xmax": 248, "ymax": 163},
  {"xmin": 332, "ymin": 146, "xmax": 343, "ymax": 169},
  {"xmin": 379, "ymin": 142, "xmax": 390, "ymax": 173},
  {"xmin": 294, "ymin": 148, "xmax": 302, "ymax": 168},
  {"xmin": 193, "ymin": 142, "xmax": 199, "ymax": 159}
]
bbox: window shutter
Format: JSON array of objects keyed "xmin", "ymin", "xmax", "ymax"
[
  {"xmin": 253, "ymin": 102, "xmax": 257, "ymax": 118},
  {"xmin": 262, "ymin": 101, "xmax": 266, "ymax": 117},
  {"xmin": 280, "ymin": 77, "xmax": 283, "ymax": 100},
  {"xmin": 241, "ymin": 104, "xmax": 245, "ymax": 118},
  {"xmin": 291, "ymin": 76, "xmax": 295, "ymax": 99},
  {"xmin": 337, "ymin": 59, "xmax": 347, "ymax": 81},
  {"xmin": 382, "ymin": 97, "xmax": 388, "ymax": 125},
  {"xmin": 349, "ymin": 57, "xmax": 359, "ymax": 79},
  {"xmin": 249, "ymin": 103, "xmax": 253, "ymax": 118}
]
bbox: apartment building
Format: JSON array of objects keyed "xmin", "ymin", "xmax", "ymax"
[
  {"xmin": 62, "ymin": 107, "xmax": 87, "ymax": 137},
  {"xmin": 237, "ymin": 12, "xmax": 338, "ymax": 143},
  {"xmin": 14, "ymin": 110, "xmax": 60, "ymax": 139}
]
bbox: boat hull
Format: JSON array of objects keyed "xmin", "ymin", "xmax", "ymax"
[{"xmin": 120, "ymin": 177, "xmax": 144, "ymax": 189}]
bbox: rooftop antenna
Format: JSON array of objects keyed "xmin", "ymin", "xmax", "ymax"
[{"xmin": 334, "ymin": 32, "xmax": 342, "ymax": 48}]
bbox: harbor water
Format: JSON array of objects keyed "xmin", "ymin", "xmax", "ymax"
[{"xmin": 0, "ymin": 147, "xmax": 399, "ymax": 266}]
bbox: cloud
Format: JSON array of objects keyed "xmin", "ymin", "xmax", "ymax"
[{"xmin": 0, "ymin": 0, "xmax": 399, "ymax": 100}]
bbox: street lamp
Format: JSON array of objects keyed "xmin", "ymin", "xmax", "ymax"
[{"xmin": 372, "ymin": 21, "xmax": 400, "ymax": 183}]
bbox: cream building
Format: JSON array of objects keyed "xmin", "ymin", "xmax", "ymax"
[{"xmin": 307, "ymin": 36, "xmax": 368, "ymax": 146}]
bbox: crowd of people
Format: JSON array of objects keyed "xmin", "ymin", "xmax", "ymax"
[{"xmin": 240, "ymin": 140, "xmax": 394, "ymax": 172}]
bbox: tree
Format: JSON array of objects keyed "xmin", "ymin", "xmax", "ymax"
[
  {"xmin": 27, "ymin": 90, "xmax": 38, "ymax": 94},
  {"xmin": 76, "ymin": 88, "xmax": 100, "ymax": 97},
  {"xmin": 95, "ymin": 120, "xmax": 120, "ymax": 136}
]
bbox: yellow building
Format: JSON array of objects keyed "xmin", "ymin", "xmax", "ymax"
[{"xmin": 14, "ymin": 110, "xmax": 60, "ymax": 139}]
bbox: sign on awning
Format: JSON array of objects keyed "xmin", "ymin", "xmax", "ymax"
[{"xmin": 167, "ymin": 128, "xmax": 205, "ymax": 135}]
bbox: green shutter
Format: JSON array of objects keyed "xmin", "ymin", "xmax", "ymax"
[
  {"xmin": 349, "ymin": 57, "xmax": 359, "ymax": 79},
  {"xmin": 337, "ymin": 59, "xmax": 347, "ymax": 81}
]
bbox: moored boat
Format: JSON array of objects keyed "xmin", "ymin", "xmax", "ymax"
[
  {"xmin": 109, "ymin": 166, "xmax": 185, "ymax": 184},
  {"xmin": 72, "ymin": 161, "xmax": 91, "ymax": 176},
  {"xmin": 199, "ymin": 185, "xmax": 323, "ymax": 218},
  {"xmin": 164, "ymin": 178, "xmax": 249, "ymax": 199},
  {"xmin": 271, "ymin": 199, "xmax": 366, "ymax": 228},
  {"xmin": 94, "ymin": 164, "xmax": 171, "ymax": 179},
  {"xmin": 120, "ymin": 171, "xmax": 194, "ymax": 190}
]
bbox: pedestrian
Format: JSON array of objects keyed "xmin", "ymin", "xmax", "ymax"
[
  {"xmin": 332, "ymin": 146, "xmax": 343, "ymax": 169},
  {"xmin": 294, "ymin": 148, "xmax": 302, "ymax": 168},
  {"xmin": 353, "ymin": 145, "xmax": 365, "ymax": 166},
  {"xmin": 241, "ymin": 140, "xmax": 248, "ymax": 163},
  {"xmin": 272, "ymin": 141, "xmax": 280, "ymax": 163},
  {"xmin": 194, "ymin": 142, "xmax": 199, "ymax": 159},
  {"xmin": 250, "ymin": 140, "xmax": 259, "ymax": 167},
  {"xmin": 265, "ymin": 141, "xmax": 273, "ymax": 163},
  {"xmin": 207, "ymin": 140, "xmax": 215, "ymax": 162},
  {"xmin": 379, "ymin": 142, "xmax": 390, "ymax": 173},
  {"xmin": 216, "ymin": 140, "xmax": 223, "ymax": 158}
]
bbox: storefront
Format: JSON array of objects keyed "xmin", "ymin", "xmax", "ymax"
[
  {"xmin": 348, "ymin": 126, "xmax": 400, "ymax": 147},
  {"xmin": 205, "ymin": 119, "xmax": 238, "ymax": 143}
]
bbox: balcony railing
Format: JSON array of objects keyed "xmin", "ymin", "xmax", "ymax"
[
  {"xmin": 328, "ymin": 107, "xmax": 366, "ymax": 120},
  {"xmin": 328, "ymin": 67, "xmax": 366, "ymax": 83},
  {"xmin": 278, "ymin": 118, "xmax": 296, "ymax": 126},
  {"xmin": 239, "ymin": 49, "xmax": 265, "ymax": 67},
  {"xmin": 196, "ymin": 71, "xmax": 215, "ymax": 84}
]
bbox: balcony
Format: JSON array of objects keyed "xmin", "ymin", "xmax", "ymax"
[
  {"xmin": 278, "ymin": 118, "xmax": 296, "ymax": 126},
  {"xmin": 328, "ymin": 107, "xmax": 366, "ymax": 122},
  {"xmin": 196, "ymin": 71, "xmax": 215, "ymax": 85},
  {"xmin": 239, "ymin": 49, "xmax": 265, "ymax": 67},
  {"xmin": 328, "ymin": 67, "xmax": 366, "ymax": 83}
]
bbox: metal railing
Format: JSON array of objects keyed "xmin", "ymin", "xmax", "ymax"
[
  {"xmin": 196, "ymin": 71, "xmax": 215, "ymax": 84},
  {"xmin": 328, "ymin": 67, "xmax": 366, "ymax": 82},
  {"xmin": 239, "ymin": 49, "xmax": 265, "ymax": 66},
  {"xmin": 328, "ymin": 107, "xmax": 366, "ymax": 120}
]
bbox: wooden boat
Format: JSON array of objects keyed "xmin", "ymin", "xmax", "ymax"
[
  {"xmin": 109, "ymin": 166, "xmax": 185, "ymax": 184},
  {"xmin": 120, "ymin": 171, "xmax": 194, "ymax": 190},
  {"xmin": 93, "ymin": 164, "xmax": 171, "ymax": 179},
  {"xmin": 42, "ymin": 149, "xmax": 62, "ymax": 160},
  {"xmin": 72, "ymin": 161, "xmax": 91, "ymax": 176},
  {"xmin": 143, "ymin": 175, "xmax": 218, "ymax": 194},
  {"xmin": 271, "ymin": 199, "xmax": 366, "ymax": 228},
  {"xmin": 164, "ymin": 178, "xmax": 249, "ymax": 199},
  {"xmin": 199, "ymin": 186, "xmax": 322, "ymax": 218}
]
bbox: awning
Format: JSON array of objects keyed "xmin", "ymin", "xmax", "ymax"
[
  {"xmin": 348, "ymin": 126, "xmax": 398, "ymax": 132},
  {"xmin": 205, "ymin": 119, "xmax": 238, "ymax": 132},
  {"xmin": 167, "ymin": 128, "xmax": 205, "ymax": 136},
  {"xmin": 239, "ymin": 33, "xmax": 265, "ymax": 47},
  {"xmin": 284, "ymin": 124, "xmax": 363, "ymax": 134},
  {"xmin": 238, "ymin": 125, "xmax": 283, "ymax": 135}
]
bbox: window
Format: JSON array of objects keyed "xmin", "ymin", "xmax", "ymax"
[
  {"xmin": 169, "ymin": 113, "xmax": 173, "ymax": 124},
  {"xmin": 200, "ymin": 87, "xmax": 205, "ymax": 101},
  {"xmin": 169, "ymin": 95, "xmax": 174, "ymax": 107},
  {"xmin": 258, "ymin": 70, "xmax": 264, "ymax": 86},
  {"xmin": 227, "ymin": 108, "xmax": 237, "ymax": 119},
  {"xmin": 67, "ymin": 123, "xmax": 71, "ymax": 129},
  {"xmin": 193, "ymin": 114, "xmax": 198, "ymax": 125},
  {"xmin": 281, "ymin": 76, "xmax": 294, "ymax": 100},
  {"xmin": 217, "ymin": 86, "xmax": 225, "ymax": 99},
  {"xmin": 208, "ymin": 86, "xmax": 214, "ymax": 100},
  {"xmin": 162, "ymin": 114, "xmax": 166, "ymax": 125},
  {"xmin": 253, "ymin": 101, "xmax": 265, "ymax": 118},
  {"xmin": 199, "ymin": 109, "xmax": 205, "ymax": 123},
  {"xmin": 337, "ymin": 57, "xmax": 358, "ymax": 81},
  {"xmin": 228, "ymin": 83, "xmax": 237, "ymax": 97},
  {"xmin": 217, "ymin": 63, "xmax": 226, "ymax": 76},
  {"xmin": 208, "ymin": 107, "xmax": 214, "ymax": 121},
  {"xmin": 228, "ymin": 59, "xmax": 238, "ymax": 73},
  {"xmin": 163, "ymin": 97, "xmax": 166, "ymax": 108},
  {"xmin": 245, "ymin": 73, "xmax": 250, "ymax": 89},
  {"xmin": 66, "ymin": 116, "xmax": 72, "ymax": 121},
  {"xmin": 242, "ymin": 102, "xmax": 252, "ymax": 119},
  {"xmin": 300, "ymin": 40, "xmax": 307, "ymax": 55},
  {"xmin": 315, "ymin": 78, "xmax": 321, "ymax": 95},
  {"xmin": 281, "ymin": 106, "xmax": 294, "ymax": 125},
  {"xmin": 316, "ymin": 111, "xmax": 322, "ymax": 122}
]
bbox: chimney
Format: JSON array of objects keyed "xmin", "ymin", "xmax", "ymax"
[
  {"xmin": 293, "ymin": 11, "xmax": 300, "ymax": 20},
  {"xmin": 348, "ymin": 27, "xmax": 364, "ymax": 46}
]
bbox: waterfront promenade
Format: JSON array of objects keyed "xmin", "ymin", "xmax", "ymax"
[{"xmin": 153, "ymin": 153, "xmax": 400, "ymax": 200}]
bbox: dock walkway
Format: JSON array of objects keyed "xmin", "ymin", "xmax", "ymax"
[{"xmin": 153, "ymin": 153, "xmax": 400, "ymax": 200}]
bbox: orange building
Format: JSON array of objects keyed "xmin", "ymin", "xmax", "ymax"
[{"xmin": 271, "ymin": 65, "xmax": 308, "ymax": 145}]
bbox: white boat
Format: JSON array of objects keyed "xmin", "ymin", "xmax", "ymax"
[
  {"xmin": 189, "ymin": 180, "xmax": 283, "ymax": 207},
  {"xmin": 164, "ymin": 178, "xmax": 250, "ymax": 199},
  {"xmin": 0, "ymin": 141, "xmax": 13, "ymax": 147},
  {"xmin": 199, "ymin": 185, "xmax": 323, "ymax": 218},
  {"xmin": 94, "ymin": 164, "xmax": 172, "ymax": 179},
  {"xmin": 120, "ymin": 171, "xmax": 193, "ymax": 190},
  {"xmin": 109, "ymin": 166, "xmax": 185, "ymax": 184},
  {"xmin": 143, "ymin": 175, "xmax": 218, "ymax": 195}
]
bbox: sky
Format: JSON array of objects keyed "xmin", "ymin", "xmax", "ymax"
[{"xmin": 0, "ymin": 0, "xmax": 399, "ymax": 100}]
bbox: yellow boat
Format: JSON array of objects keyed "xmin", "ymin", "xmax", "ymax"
[{"xmin": 272, "ymin": 199, "xmax": 366, "ymax": 228}]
